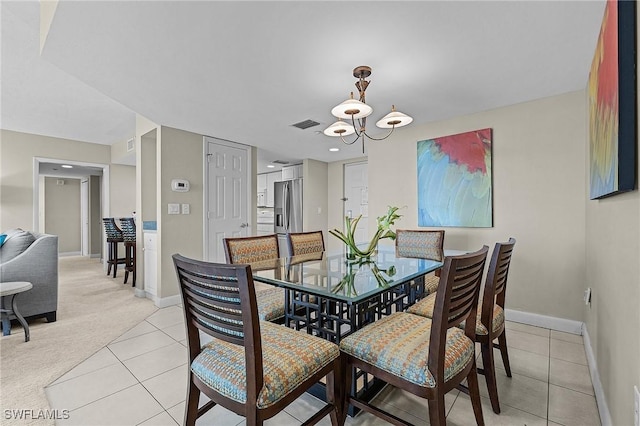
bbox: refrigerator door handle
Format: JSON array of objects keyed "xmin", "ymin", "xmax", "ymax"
[{"xmin": 283, "ymin": 182, "xmax": 290, "ymax": 231}]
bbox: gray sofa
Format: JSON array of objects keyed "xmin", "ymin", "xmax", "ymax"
[{"xmin": 0, "ymin": 230, "xmax": 58, "ymax": 322}]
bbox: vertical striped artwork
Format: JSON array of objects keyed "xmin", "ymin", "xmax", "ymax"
[{"xmin": 589, "ymin": 0, "xmax": 636, "ymax": 199}]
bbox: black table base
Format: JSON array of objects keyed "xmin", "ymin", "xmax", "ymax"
[{"xmin": 283, "ymin": 276, "xmax": 428, "ymax": 416}]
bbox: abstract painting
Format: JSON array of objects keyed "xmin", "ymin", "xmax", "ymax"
[
  {"xmin": 417, "ymin": 128, "xmax": 492, "ymax": 227},
  {"xmin": 589, "ymin": 0, "xmax": 636, "ymax": 199}
]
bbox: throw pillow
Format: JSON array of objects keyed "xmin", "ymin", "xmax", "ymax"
[
  {"xmin": 0, "ymin": 229, "xmax": 36, "ymax": 263},
  {"xmin": 0, "ymin": 234, "xmax": 6, "ymax": 247}
]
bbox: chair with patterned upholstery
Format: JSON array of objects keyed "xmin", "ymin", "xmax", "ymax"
[
  {"xmin": 119, "ymin": 218, "xmax": 136, "ymax": 286},
  {"xmin": 223, "ymin": 235, "xmax": 286, "ymax": 323},
  {"xmin": 287, "ymin": 231, "xmax": 325, "ymax": 256},
  {"xmin": 102, "ymin": 218, "xmax": 125, "ymax": 278},
  {"xmin": 173, "ymin": 254, "xmax": 342, "ymax": 426},
  {"xmin": 407, "ymin": 238, "xmax": 516, "ymax": 414},
  {"xmin": 395, "ymin": 229, "xmax": 445, "ymax": 302},
  {"xmin": 340, "ymin": 246, "xmax": 488, "ymax": 426}
]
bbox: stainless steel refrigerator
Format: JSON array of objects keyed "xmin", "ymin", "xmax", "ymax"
[{"xmin": 274, "ymin": 178, "xmax": 303, "ymax": 257}]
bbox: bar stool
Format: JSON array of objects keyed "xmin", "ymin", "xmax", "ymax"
[
  {"xmin": 119, "ymin": 217, "xmax": 136, "ymax": 286},
  {"xmin": 102, "ymin": 218, "xmax": 126, "ymax": 278}
]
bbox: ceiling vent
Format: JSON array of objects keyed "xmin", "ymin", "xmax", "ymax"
[
  {"xmin": 126, "ymin": 138, "xmax": 135, "ymax": 152},
  {"xmin": 272, "ymin": 160, "xmax": 289, "ymax": 165},
  {"xmin": 291, "ymin": 119, "xmax": 320, "ymax": 130}
]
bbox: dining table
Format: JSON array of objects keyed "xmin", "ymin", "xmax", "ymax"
[{"xmin": 250, "ymin": 247, "xmax": 445, "ymax": 413}]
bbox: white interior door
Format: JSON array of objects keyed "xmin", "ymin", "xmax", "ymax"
[
  {"xmin": 205, "ymin": 138, "xmax": 249, "ymax": 262},
  {"xmin": 344, "ymin": 162, "xmax": 368, "ymax": 245},
  {"xmin": 81, "ymin": 178, "xmax": 89, "ymax": 256}
]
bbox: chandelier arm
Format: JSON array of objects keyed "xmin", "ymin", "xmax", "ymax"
[
  {"xmin": 361, "ymin": 126, "xmax": 396, "ymax": 141},
  {"xmin": 339, "ymin": 134, "xmax": 359, "ymax": 145},
  {"xmin": 350, "ymin": 115, "xmax": 364, "ymax": 138}
]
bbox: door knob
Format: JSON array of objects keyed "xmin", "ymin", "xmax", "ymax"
[{"xmin": 240, "ymin": 223, "xmax": 249, "ymax": 228}]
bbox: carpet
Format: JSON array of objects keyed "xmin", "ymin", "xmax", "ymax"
[{"xmin": 0, "ymin": 257, "xmax": 158, "ymax": 425}]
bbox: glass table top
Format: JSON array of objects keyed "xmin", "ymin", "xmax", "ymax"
[{"xmin": 251, "ymin": 248, "xmax": 443, "ymax": 303}]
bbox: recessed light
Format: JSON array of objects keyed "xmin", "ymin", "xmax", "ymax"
[
  {"xmin": 329, "ymin": 148, "xmax": 339, "ymax": 152},
  {"xmin": 61, "ymin": 165, "xmax": 73, "ymax": 169},
  {"xmin": 267, "ymin": 164, "xmax": 275, "ymax": 168}
]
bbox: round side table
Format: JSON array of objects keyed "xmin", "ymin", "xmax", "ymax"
[{"xmin": 1, "ymin": 281, "xmax": 33, "ymax": 342}]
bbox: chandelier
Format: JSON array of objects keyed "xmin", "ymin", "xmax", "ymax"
[{"xmin": 323, "ymin": 66, "xmax": 413, "ymax": 153}]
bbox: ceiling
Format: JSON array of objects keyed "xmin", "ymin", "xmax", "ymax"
[
  {"xmin": 1, "ymin": 1, "xmax": 605, "ymax": 173},
  {"xmin": 39, "ymin": 162, "xmax": 104, "ymax": 179}
]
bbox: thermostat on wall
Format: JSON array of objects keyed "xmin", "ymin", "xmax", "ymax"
[{"xmin": 171, "ymin": 179, "xmax": 190, "ymax": 192}]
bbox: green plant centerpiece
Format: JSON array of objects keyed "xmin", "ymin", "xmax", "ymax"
[
  {"xmin": 331, "ymin": 260, "xmax": 397, "ymax": 296},
  {"xmin": 329, "ymin": 205, "xmax": 402, "ymax": 261}
]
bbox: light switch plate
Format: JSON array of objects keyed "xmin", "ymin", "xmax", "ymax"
[
  {"xmin": 168, "ymin": 203, "xmax": 180, "ymax": 214},
  {"xmin": 181, "ymin": 203, "xmax": 190, "ymax": 214}
]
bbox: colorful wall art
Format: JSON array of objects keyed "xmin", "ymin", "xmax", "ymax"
[
  {"xmin": 417, "ymin": 128, "xmax": 492, "ymax": 228},
  {"xmin": 588, "ymin": 0, "xmax": 636, "ymax": 199}
]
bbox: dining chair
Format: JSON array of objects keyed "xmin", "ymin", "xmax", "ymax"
[
  {"xmin": 340, "ymin": 246, "xmax": 489, "ymax": 426},
  {"xmin": 395, "ymin": 229, "xmax": 445, "ymax": 302},
  {"xmin": 287, "ymin": 231, "xmax": 325, "ymax": 256},
  {"xmin": 407, "ymin": 238, "xmax": 516, "ymax": 414},
  {"xmin": 172, "ymin": 254, "xmax": 342, "ymax": 426},
  {"xmin": 285, "ymin": 231, "xmax": 325, "ymax": 330},
  {"xmin": 223, "ymin": 234, "xmax": 286, "ymax": 323}
]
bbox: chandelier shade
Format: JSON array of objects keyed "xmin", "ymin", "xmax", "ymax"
[
  {"xmin": 323, "ymin": 120, "xmax": 356, "ymax": 137},
  {"xmin": 324, "ymin": 65, "xmax": 412, "ymax": 152},
  {"xmin": 330, "ymin": 95, "xmax": 373, "ymax": 119},
  {"xmin": 375, "ymin": 106, "xmax": 413, "ymax": 129}
]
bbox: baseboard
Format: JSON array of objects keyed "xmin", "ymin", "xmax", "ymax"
[
  {"xmin": 59, "ymin": 251, "xmax": 82, "ymax": 257},
  {"xmin": 583, "ymin": 325, "xmax": 612, "ymax": 426},
  {"xmin": 504, "ymin": 308, "xmax": 583, "ymax": 334},
  {"xmin": 90, "ymin": 253, "xmax": 101, "ymax": 259},
  {"xmin": 505, "ymin": 309, "xmax": 610, "ymax": 423},
  {"xmin": 133, "ymin": 288, "xmax": 147, "ymax": 298},
  {"xmin": 154, "ymin": 294, "xmax": 181, "ymax": 308}
]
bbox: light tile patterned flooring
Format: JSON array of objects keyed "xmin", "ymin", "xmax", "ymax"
[{"xmin": 45, "ymin": 307, "xmax": 601, "ymax": 425}]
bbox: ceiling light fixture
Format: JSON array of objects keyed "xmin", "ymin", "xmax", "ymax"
[
  {"xmin": 329, "ymin": 148, "xmax": 340, "ymax": 152},
  {"xmin": 61, "ymin": 165, "xmax": 73, "ymax": 169},
  {"xmin": 323, "ymin": 66, "xmax": 413, "ymax": 153},
  {"xmin": 267, "ymin": 164, "xmax": 275, "ymax": 168}
]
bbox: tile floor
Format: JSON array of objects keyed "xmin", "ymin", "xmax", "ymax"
[{"xmin": 45, "ymin": 308, "xmax": 601, "ymax": 425}]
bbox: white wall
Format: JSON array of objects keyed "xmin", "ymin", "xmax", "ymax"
[
  {"xmin": 90, "ymin": 175, "xmax": 101, "ymax": 256},
  {"xmin": 583, "ymin": 8, "xmax": 640, "ymax": 423},
  {"xmin": 157, "ymin": 126, "xmax": 204, "ymax": 299},
  {"xmin": 328, "ymin": 87, "xmax": 640, "ymax": 423},
  {"xmin": 44, "ymin": 176, "xmax": 81, "ymax": 253},
  {"xmin": 303, "ymin": 159, "xmax": 328, "ymax": 243},
  {"xmin": 109, "ymin": 164, "xmax": 135, "ymax": 218},
  {"xmin": 0, "ymin": 129, "xmax": 111, "ymax": 231},
  {"xmin": 326, "ymin": 156, "xmax": 367, "ymax": 253},
  {"xmin": 111, "ymin": 137, "xmax": 135, "ymax": 166},
  {"xmin": 330, "ymin": 91, "xmax": 587, "ymax": 322}
]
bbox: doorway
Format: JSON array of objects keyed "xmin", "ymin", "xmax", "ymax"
[
  {"xmin": 203, "ymin": 137, "xmax": 251, "ymax": 263},
  {"xmin": 34, "ymin": 158, "xmax": 109, "ymax": 259},
  {"xmin": 344, "ymin": 161, "xmax": 369, "ymax": 244}
]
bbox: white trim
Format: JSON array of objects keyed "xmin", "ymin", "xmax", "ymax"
[
  {"xmin": 33, "ymin": 157, "xmax": 110, "ymax": 271},
  {"xmin": 504, "ymin": 308, "xmax": 583, "ymax": 334},
  {"xmin": 202, "ymin": 138, "xmax": 208, "ymax": 260},
  {"xmin": 154, "ymin": 294, "xmax": 181, "ymax": 308},
  {"xmin": 583, "ymin": 325, "xmax": 612, "ymax": 426},
  {"xmin": 59, "ymin": 251, "xmax": 82, "ymax": 257}
]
